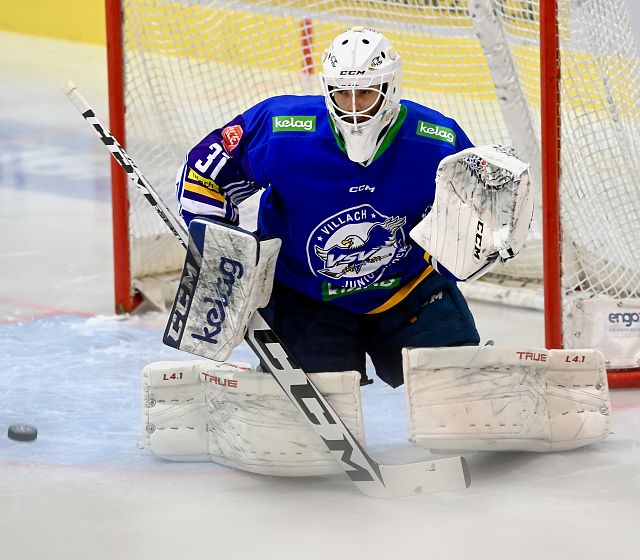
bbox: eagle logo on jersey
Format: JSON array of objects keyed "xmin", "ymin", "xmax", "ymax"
[
  {"xmin": 307, "ymin": 205, "xmax": 411, "ymax": 289},
  {"xmin": 314, "ymin": 216, "xmax": 405, "ymax": 277}
]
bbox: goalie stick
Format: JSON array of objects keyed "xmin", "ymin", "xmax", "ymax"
[{"xmin": 63, "ymin": 81, "xmax": 471, "ymax": 498}]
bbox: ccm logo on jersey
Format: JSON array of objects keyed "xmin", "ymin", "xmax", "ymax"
[
  {"xmin": 349, "ymin": 184, "xmax": 375, "ymax": 193},
  {"xmin": 221, "ymin": 125, "xmax": 243, "ymax": 153}
]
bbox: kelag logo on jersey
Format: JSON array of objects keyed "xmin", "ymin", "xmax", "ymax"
[
  {"xmin": 272, "ymin": 116, "xmax": 316, "ymax": 132},
  {"xmin": 416, "ymin": 121, "xmax": 456, "ymax": 146},
  {"xmin": 306, "ymin": 204, "xmax": 410, "ymax": 297}
]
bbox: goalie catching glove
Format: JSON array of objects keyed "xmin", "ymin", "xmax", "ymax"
[{"xmin": 410, "ymin": 145, "xmax": 534, "ymax": 282}]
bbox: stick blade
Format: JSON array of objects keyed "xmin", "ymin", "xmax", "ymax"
[{"xmin": 365, "ymin": 456, "xmax": 470, "ymax": 498}]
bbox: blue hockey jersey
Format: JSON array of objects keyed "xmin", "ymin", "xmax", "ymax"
[{"xmin": 176, "ymin": 95, "xmax": 473, "ymax": 313}]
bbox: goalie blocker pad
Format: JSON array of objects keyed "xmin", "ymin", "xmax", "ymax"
[
  {"xmin": 403, "ymin": 346, "xmax": 611, "ymax": 452},
  {"xmin": 410, "ymin": 145, "xmax": 534, "ymax": 282},
  {"xmin": 163, "ymin": 219, "xmax": 281, "ymax": 361},
  {"xmin": 142, "ymin": 361, "xmax": 365, "ymax": 476}
]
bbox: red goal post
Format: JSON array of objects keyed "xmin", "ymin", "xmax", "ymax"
[
  {"xmin": 539, "ymin": 0, "xmax": 640, "ymax": 388},
  {"xmin": 105, "ymin": 0, "xmax": 132, "ymax": 314},
  {"xmin": 105, "ymin": 0, "xmax": 640, "ymax": 387}
]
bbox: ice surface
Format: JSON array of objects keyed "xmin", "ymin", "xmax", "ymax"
[{"xmin": 0, "ymin": 31, "xmax": 638, "ymax": 560}]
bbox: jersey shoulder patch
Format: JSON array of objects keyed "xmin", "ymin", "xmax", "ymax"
[
  {"xmin": 243, "ymin": 95, "xmax": 329, "ymax": 140},
  {"xmin": 221, "ymin": 124, "xmax": 243, "ymax": 153},
  {"xmin": 401, "ymin": 100, "xmax": 472, "ymax": 150}
]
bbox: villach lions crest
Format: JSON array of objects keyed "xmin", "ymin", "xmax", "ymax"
[{"xmin": 306, "ymin": 204, "xmax": 411, "ymax": 290}]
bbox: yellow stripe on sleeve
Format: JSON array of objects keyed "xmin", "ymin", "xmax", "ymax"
[
  {"xmin": 187, "ymin": 168, "xmax": 222, "ymax": 192},
  {"xmin": 183, "ymin": 182, "xmax": 225, "ymax": 202}
]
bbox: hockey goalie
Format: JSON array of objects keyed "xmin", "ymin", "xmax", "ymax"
[{"xmin": 142, "ymin": 27, "xmax": 610, "ymax": 477}]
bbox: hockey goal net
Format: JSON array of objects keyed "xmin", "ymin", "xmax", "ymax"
[{"xmin": 106, "ymin": 0, "xmax": 640, "ymax": 387}]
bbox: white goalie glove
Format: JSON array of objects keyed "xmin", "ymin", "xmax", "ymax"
[{"xmin": 410, "ymin": 145, "xmax": 534, "ymax": 282}]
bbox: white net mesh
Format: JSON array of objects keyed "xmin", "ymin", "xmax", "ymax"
[
  {"xmin": 117, "ymin": 0, "xmax": 640, "ymax": 341},
  {"xmin": 557, "ymin": 1, "xmax": 640, "ymax": 301},
  {"xmin": 120, "ymin": 0, "xmax": 511, "ymax": 289},
  {"xmin": 492, "ymin": 0, "xmax": 640, "ymax": 304}
]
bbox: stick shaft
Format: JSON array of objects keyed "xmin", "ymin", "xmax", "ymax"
[{"xmin": 63, "ymin": 81, "xmax": 188, "ymax": 248}]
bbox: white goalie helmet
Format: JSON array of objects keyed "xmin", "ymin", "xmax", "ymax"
[{"xmin": 320, "ymin": 26, "xmax": 402, "ymax": 166}]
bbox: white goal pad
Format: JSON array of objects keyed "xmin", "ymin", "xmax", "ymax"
[
  {"xmin": 403, "ymin": 346, "xmax": 611, "ymax": 452},
  {"xmin": 142, "ymin": 361, "xmax": 364, "ymax": 476}
]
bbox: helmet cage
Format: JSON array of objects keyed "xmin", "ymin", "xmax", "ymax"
[
  {"xmin": 319, "ymin": 27, "xmax": 402, "ymax": 164},
  {"xmin": 321, "ymin": 70, "xmax": 400, "ymax": 164},
  {"xmin": 323, "ymin": 74, "xmax": 393, "ymax": 129}
]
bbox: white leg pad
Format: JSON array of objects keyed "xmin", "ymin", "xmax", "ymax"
[
  {"xmin": 142, "ymin": 360, "xmax": 213, "ymax": 462},
  {"xmin": 403, "ymin": 346, "xmax": 611, "ymax": 452},
  {"xmin": 142, "ymin": 361, "xmax": 365, "ymax": 476}
]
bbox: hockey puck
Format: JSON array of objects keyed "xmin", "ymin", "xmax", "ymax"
[{"xmin": 7, "ymin": 424, "xmax": 38, "ymax": 442}]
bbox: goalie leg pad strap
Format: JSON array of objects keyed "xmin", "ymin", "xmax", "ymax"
[
  {"xmin": 403, "ymin": 346, "xmax": 611, "ymax": 452},
  {"xmin": 143, "ymin": 361, "xmax": 365, "ymax": 476}
]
